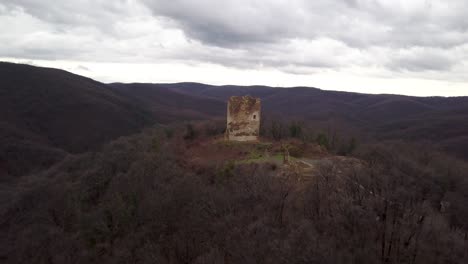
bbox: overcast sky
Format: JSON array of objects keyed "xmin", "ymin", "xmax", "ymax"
[{"xmin": 1, "ymin": 0, "xmax": 468, "ymax": 96}]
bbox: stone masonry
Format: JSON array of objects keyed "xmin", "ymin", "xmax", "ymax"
[{"xmin": 226, "ymin": 96, "xmax": 261, "ymax": 141}]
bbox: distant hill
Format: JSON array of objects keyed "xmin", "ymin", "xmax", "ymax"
[
  {"xmin": 0, "ymin": 62, "xmax": 155, "ymax": 177},
  {"xmin": 109, "ymin": 83, "xmax": 225, "ymax": 123},
  {"xmin": 155, "ymin": 82, "xmax": 468, "ymax": 159},
  {"xmin": 2, "ymin": 65, "xmax": 468, "ymax": 264},
  {"xmin": 0, "ymin": 64, "xmax": 224, "ymax": 178},
  {"xmin": 2, "ymin": 62, "xmax": 468, "ymax": 177}
]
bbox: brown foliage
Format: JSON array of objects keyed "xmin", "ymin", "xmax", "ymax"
[{"xmin": 1, "ymin": 128, "xmax": 467, "ymax": 264}]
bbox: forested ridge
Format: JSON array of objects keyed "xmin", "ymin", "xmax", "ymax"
[
  {"xmin": 1, "ymin": 62, "xmax": 468, "ymax": 263},
  {"xmin": 1, "ymin": 124, "xmax": 467, "ymax": 263}
]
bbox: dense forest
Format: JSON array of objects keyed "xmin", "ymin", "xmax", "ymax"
[
  {"xmin": 1, "ymin": 123, "xmax": 467, "ymax": 264},
  {"xmin": 1, "ymin": 63, "xmax": 468, "ymax": 263}
]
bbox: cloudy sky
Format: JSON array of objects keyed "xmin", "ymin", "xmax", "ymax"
[{"xmin": 1, "ymin": 0, "xmax": 468, "ymax": 96}]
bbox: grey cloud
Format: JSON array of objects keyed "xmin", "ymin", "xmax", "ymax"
[
  {"xmin": 1, "ymin": 0, "xmax": 468, "ymax": 75},
  {"xmin": 142, "ymin": 0, "xmax": 327, "ymax": 47},
  {"xmin": 388, "ymin": 48, "xmax": 458, "ymax": 72},
  {"xmin": 142, "ymin": 0, "xmax": 468, "ymax": 49},
  {"xmin": 141, "ymin": 1, "xmax": 297, "ymax": 47},
  {"xmin": 3, "ymin": 0, "xmax": 127, "ymax": 25},
  {"xmin": 2, "ymin": 0, "xmax": 146, "ymax": 38},
  {"xmin": 138, "ymin": 0, "xmax": 468, "ymax": 73}
]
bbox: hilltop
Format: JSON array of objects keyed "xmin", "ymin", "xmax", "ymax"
[
  {"xmin": 183, "ymin": 137, "xmax": 359, "ymax": 180},
  {"xmin": 116, "ymin": 82, "xmax": 468, "ymax": 160},
  {"xmin": 1, "ymin": 62, "xmax": 468, "ymax": 263},
  {"xmin": 3, "ymin": 62, "xmax": 468, "ymax": 179},
  {"xmin": 1, "ymin": 124, "xmax": 467, "ymax": 263}
]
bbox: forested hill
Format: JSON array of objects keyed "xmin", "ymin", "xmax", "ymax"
[
  {"xmin": 2, "ymin": 62, "xmax": 468, "ymax": 178},
  {"xmin": 1, "ymin": 125, "xmax": 467, "ymax": 263},
  {"xmin": 116, "ymin": 82, "xmax": 468, "ymax": 160},
  {"xmin": 0, "ymin": 63, "xmax": 223, "ymax": 177},
  {"xmin": 1, "ymin": 62, "xmax": 468, "ymax": 264}
]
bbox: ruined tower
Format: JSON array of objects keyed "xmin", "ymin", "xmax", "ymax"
[{"xmin": 226, "ymin": 96, "xmax": 261, "ymax": 141}]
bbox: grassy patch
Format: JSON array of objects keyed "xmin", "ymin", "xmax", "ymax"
[{"xmin": 238, "ymin": 153, "xmax": 288, "ymax": 165}]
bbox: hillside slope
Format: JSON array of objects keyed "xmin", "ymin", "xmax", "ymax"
[
  {"xmin": 0, "ymin": 62, "xmax": 154, "ymax": 177},
  {"xmin": 158, "ymin": 82, "xmax": 468, "ymax": 159},
  {"xmin": 110, "ymin": 83, "xmax": 225, "ymax": 123},
  {"xmin": 3, "ymin": 63, "xmax": 468, "ymax": 178},
  {"xmin": 0, "ymin": 64, "xmax": 233, "ymax": 178},
  {"xmin": 2, "ymin": 126, "xmax": 467, "ymax": 264}
]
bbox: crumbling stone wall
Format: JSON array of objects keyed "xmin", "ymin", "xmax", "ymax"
[{"xmin": 226, "ymin": 96, "xmax": 261, "ymax": 141}]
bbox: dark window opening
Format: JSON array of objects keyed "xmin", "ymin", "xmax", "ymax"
[{"xmin": 253, "ymin": 115, "xmax": 256, "ymax": 119}]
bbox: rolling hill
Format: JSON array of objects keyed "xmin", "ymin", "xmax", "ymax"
[
  {"xmin": 126, "ymin": 82, "xmax": 468, "ymax": 159},
  {"xmin": 2, "ymin": 62, "xmax": 468, "ymax": 178},
  {"xmin": 0, "ymin": 62, "xmax": 156, "ymax": 177},
  {"xmin": 0, "ymin": 63, "xmax": 224, "ymax": 177},
  {"xmin": 109, "ymin": 83, "xmax": 225, "ymax": 123}
]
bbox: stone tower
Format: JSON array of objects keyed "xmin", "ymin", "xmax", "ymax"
[{"xmin": 226, "ymin": 96, "xmax": 261, "ymax": 141}]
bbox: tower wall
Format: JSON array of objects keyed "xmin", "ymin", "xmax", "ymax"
[{"xmin": 226, "ymin": 96, "xmax": 261, "ymax": 141}]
